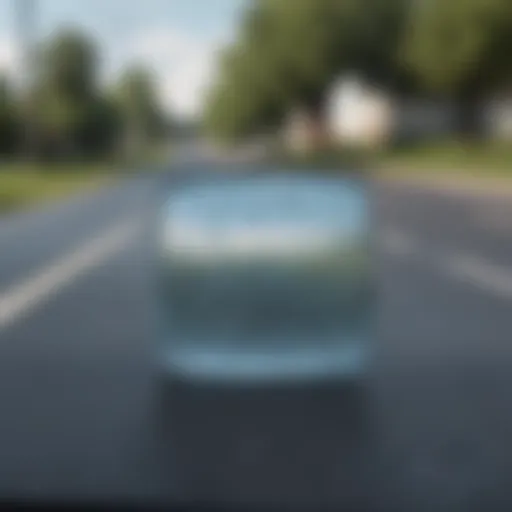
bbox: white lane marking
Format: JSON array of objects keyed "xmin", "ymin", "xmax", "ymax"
[
  {"xmin": 381, "ymin": 226, "xmax": 512, "ymax": 300},
  {"xmin": 0, "ymin": 217, "xmax": 142, "ymax": 329},
  {"xmin": 439, "ymin": 252, "xmax": 512, "ymax": 299},
  {"xmin": 380, "ymin": 228, "xmax": 418, "ymax": 257}
]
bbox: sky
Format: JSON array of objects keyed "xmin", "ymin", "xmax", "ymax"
[{"xmin": 0, "ymin": 0, "xmax": 248, "ymax": 118}]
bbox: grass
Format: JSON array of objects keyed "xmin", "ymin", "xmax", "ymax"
[
  {"xmin": 0, "ymin": 142, "xmax": 173, "ymax": 214},
  {"xmin": 0, "ymin": 162, "xmax": 116, "ymax": 214},
  {"xmin": 272, "ymin": 141, "xmax": 512, "ymax": 193},
  {"xmin": 377, "ymin": 140, "xmax": 512, "ymax": 176}
]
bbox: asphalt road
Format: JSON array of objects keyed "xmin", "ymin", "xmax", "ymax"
[{"xmin": 0, "ymin": 164, "xmax": 512, "ymax": 511}]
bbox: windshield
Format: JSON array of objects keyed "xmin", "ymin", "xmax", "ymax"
[{"xmin": 0, "ymin": 0, "xmax": 510, "ymax": 510}]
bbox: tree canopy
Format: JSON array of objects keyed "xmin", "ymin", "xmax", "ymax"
[
  {"xmin": 204, "ymin": 0, "xmax": 410, "ymax": 141},
  {"xmin": 33, "ymin": 29, "xmax": 112, "ymax": 158},
  {"xmin": 204, "ymin": 0, "xmax": 512, "ymax": 141},
  {"xmin": 0, "ymin": 26, "xmax": 169, "ymax": 162},
  {"xmin": 112, "ymin": 66, "xmax": 167, "ymax": 156},
  {"xmin": 405, "ymin": 0, "xmax": 512, "ymax": 98}
]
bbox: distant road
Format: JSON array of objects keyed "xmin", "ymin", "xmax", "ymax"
[{"xmin": 0, "ymin": 161, "xmax": 511, "ymax": 510}]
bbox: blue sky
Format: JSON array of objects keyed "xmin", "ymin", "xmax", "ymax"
[{"xmin": 0, "ymin": 0, "xmax": 247, "ymax": 117}]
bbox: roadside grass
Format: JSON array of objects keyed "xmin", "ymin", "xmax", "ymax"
[
  {"xmin": 272, "ymin": 141, "xmax": 512, "ymax": 189},
  {"xmin": 0, "ymin": 162, "xmax": 116, "ymax": 214},
  {"xmin": 0, "ymin": 143, "xmax": 173, "ymax": 214},
  {"xmin": 376, "ymin": 140, "xmax": 512, "ymax": 177}
]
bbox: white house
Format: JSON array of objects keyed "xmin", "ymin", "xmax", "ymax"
[
  {"xmin": 326, "ymin": 74, "xmax": 460, "ymax": 146},
  {"xmin": 282, "ymin": 74, "xmax": 512, "ymax": 152},
  {"xmin": 327, "ymin": 74, "xmax": 512, "ymax": 145},
  {"xmin": 326, "ymin": 74, "xmax": 394, "ymax": 148}
]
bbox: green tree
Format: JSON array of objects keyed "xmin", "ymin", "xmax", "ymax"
[
  {"xmin": 404, "ymin": 0, "xmax": 512, "ymax": 135},
  {"xmin": 43, "ymin": 28, "xmax": 97, "ymax": 98},
  {"xmin": 113, "ymin": 66, "xmax": 165, "ymax": 157},
  {"xmin": 0, "ymin": 76, "xmax": 19, "ymax": 155},
  {"xmin": 80, "ymin": 96, "xmax": 121, "ymax": 158},
  {"xmin": 204, "ymin": 0, "xmax": 410, "ymax": 141},
  {"xmin": 34, "ymin": 28, "xmax": 108, "ymax": 159}
]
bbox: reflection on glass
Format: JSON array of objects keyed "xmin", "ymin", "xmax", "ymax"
[{"xmin": 158, "ymin": 174, "xmax": 373, "ymax": 382}]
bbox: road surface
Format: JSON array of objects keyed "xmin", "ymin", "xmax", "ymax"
[{"xmin": 0, "ymin": 163, "xmax": 512, "ymax": 511}]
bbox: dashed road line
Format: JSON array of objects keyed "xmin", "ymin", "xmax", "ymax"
[
  {"xmin": 439, "ymin": 252, "xmax": 512, "ymax": 300},
  {"xmin": 0, "ymin": 217, "xmax": 142, "ymax": 330},
  {"xmin": 381, "ymin": 227, "xmax": 512, "ymax": 300}
]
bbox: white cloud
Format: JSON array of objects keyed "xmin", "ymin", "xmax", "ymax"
[{"xmin": 126, "ymin": 28, "xmax": 226, "ymax": 119}]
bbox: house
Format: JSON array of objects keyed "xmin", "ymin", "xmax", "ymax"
[
  {"xmin": 282, "ymin": 74, "xmax": 512, "ymax": 153},
  {"xmin": 327, "ymin": 74, "xmax": 512, "ymax": 145},
  {"xmin": 326, "ymin": 75, "xmax": 394, "ymax": 149},
  {"xmin": 325, "ymin": 74, "xmax": 462, "ymax": 146}
]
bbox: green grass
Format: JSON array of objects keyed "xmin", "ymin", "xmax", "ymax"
[
  {"xmin": 273, "ymin": 141, "xmax": 512, "ymax": 191},
  {"xmin": 377, "ymin": 140, "xmax": 512, "ymax": 176},
  {"xmin": 0, "ymin": 163, "xmax": 116, "ymax": 213},
  {"xmin": 0, "ymin": 140, "xmax": 174, "ymax": 214}
]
